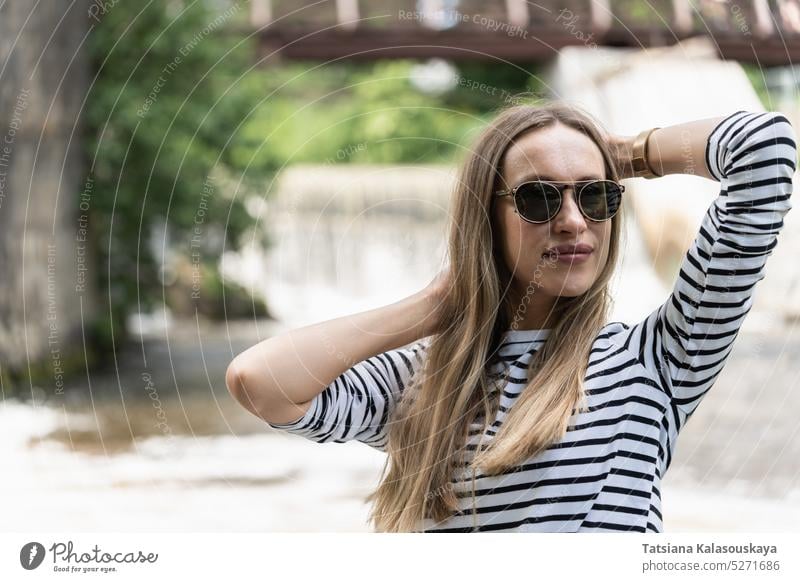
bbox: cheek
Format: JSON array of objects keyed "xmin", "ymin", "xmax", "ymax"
[
  {"xmin": 495, "ymin": 210, "xmax": 522, "ymax": 272},
  {"xmin": 591, "ymin": 224, "xmax": 612, "ymax": 271},
  {"xmin": 505, "ymin": 222, "xmax": 524, "ymax": 258},
  {"xmin": 501, "ymin": 220, "xmax": 549, "ymax": 271}
]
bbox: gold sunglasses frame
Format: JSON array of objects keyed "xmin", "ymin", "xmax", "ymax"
[{"xmin": 494, "ymin": 179, "xmax": 625, "ymax": 224}]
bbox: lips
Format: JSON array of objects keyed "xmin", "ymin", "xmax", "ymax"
[{"xmin": 542, "ymin": 243, "xmax": 594, "ymax": 257}]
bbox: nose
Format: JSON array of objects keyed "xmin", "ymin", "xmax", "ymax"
[{"xmin": 552, "ymin": 187, "xmax": 587, "ymax": 234}]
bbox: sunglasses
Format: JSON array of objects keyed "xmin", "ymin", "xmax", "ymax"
[{"xmin": 494, "ymin": 179, "xmax": 624, "ymax": 224}]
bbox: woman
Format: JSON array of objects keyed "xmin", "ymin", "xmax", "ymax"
[{"xmin": 226, "ymin": 104, "xmax": 796, "ymax": 532}]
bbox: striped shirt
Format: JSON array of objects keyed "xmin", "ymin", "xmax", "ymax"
[{"xmin": 267, "ymin": 110, "xmax": 796, "ymax": 532}]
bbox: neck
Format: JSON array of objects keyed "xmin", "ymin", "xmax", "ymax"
[{"xmin": 505, "ymin": 284, "xmax": 559, "ymax": 330}]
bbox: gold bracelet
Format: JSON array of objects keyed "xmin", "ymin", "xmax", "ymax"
[{"xmin": 631, "ymin": 127, "xmax": 662, "ymax": 179}]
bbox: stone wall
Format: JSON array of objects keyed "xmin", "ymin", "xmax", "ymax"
[{"xmin": 0, "ymin": 0, "xmax": 94, "ymax": 385}]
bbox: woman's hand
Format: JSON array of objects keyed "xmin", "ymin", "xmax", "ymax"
[
  {"xmin": 419, "ymin": 266, "xmax": 452, "ymax": 337},
  {"xmin": 605, "ymin": 133, "xmax": 637, "ymax": 180}
]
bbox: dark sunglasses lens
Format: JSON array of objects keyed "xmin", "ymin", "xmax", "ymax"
[
  {"xmin": 514, "ymin": 182, "xmax": 561, "ymax": 222},
  {"xmin": 580, "ymin": 181, "xmax": 622, "ymax": 220}
]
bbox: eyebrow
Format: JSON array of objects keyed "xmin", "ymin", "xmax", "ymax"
[{"xmin": 518, "ymin": 174, "xmax": 604, "ymax": 182}]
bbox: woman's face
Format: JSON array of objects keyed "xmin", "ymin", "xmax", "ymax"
[{"xmin": 493, "ymin": 122, "xmax": 612, "ymax": 303}]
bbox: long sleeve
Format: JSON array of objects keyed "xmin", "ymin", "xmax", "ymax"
[
  {"xmin": 625, "ymin": 110, "xmax": 796, "ymax": 435},
  {"xmin": 265, "ymin": 339, "xmax": 429, "ymax": 452}
]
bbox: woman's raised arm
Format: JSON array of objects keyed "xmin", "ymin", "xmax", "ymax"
[
  {"xmin": 618, "ymin": 110, "xmax": 796, "ymax": 440},
  {"xmin": 608, "ymin": 113, "xmax": 732, "ymax": 180},
  {"xmin": 226, "ymin": 269, "xmax": 449, "ymax": 426}
]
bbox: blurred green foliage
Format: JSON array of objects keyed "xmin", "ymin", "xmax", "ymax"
[
  {"xmin": 85, "ymin": 0, "xmax": 260, "ymax": 348},
  {"xmin": 234, "ymin": 58, "xmax": 542, "ymax": 167}
]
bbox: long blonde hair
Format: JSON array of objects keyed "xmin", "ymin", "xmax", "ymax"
[{"xmin": 366, "ymin": 102, "xmax": 626, "ymax": 532}]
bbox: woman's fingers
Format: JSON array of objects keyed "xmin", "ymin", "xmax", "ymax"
[{"xmin": 606, "ymin": 134, "xmax": 636, "ymax": 180}]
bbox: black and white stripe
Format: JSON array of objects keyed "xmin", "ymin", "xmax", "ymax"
[{"xmin": 267, "ymin": 110, "xmax": 796, "ymax": 532}]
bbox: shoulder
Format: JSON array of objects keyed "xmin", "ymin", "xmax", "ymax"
[
  {"xmin": 596, "ymin": 320, "xmax": 630, "ymax": 340},
  {"xmin": 407, "ymin": 337, "xmax": 431, "ymax": 356},
  {"xmin": 586, "ymin": 320, "xmax": 634, "ymax": 355},
  {"xmin": 394, "ymin": 337, "xmax": 431, "ymax": 371}
]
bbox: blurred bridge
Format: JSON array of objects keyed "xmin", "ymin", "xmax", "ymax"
[{"xmin": 250, "ymin": 0, "xmax": 800, "ymax": 65}]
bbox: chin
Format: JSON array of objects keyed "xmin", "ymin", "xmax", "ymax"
[
  {"xmin": 558, "ymin": 289, "xmax": 589, "ymax": 298},
  {"xmin": 552, "ymin": 278, "xmax": 594, "ymax": 297}
]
